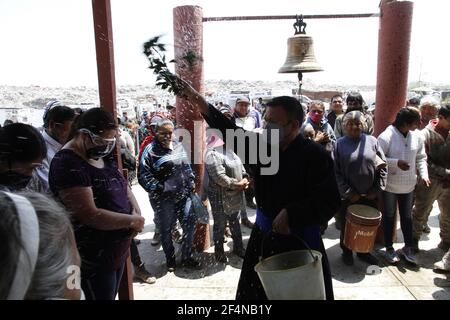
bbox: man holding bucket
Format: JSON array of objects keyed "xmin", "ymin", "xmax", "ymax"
[{"xmin": 178, "ymin": 79, "xmax": 341, "ymax": 300}]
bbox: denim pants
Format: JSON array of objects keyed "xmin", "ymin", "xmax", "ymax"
[
  {"xmin": 382, "ymin": 191, "xmax": 414, "ymax": 248},
  {"xmin": 130, "ymin": 239, "xmax": 142, "ymax": 267},
  {"xmin": 154, "ymin": 194, "xmax": 196, "ymax": 262},
  {"xmin": 81, "ymin": 263, "xmax": 125, "ymax": 300},
  {"xmin": 150, "ymin": 195, "xmax": 179, "ymax": 234},
  {"xmin": 211, "ymin": 208, "xmax": 244, "ymax": 252}
]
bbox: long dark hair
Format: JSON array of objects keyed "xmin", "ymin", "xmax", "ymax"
[{"xmin": 0, "ymin": 123, "xmax": 47, "ymax": 164}]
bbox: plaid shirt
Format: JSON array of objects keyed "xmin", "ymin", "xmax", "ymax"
[{"xmin": 205, "ymin": 148, "xmax": 246, "ymax": 214}]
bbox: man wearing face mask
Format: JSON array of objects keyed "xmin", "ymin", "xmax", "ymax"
[
  {"xmin": 179, "ymin": 79, "xmax": 341, "ymax": 300},
  {"xmin": 301, "ymin": 101, "xmax": 336, "ymax": 153},
  {"xmin": 0, "ymin": 123, "xmax": 47, "ymax": 191},
  {"xmin": 33, "ymin": 101, "xmax": 76, "ymax": 193},
  {"xmin": 138, "ymin": 119, "xmax": 199, "ymax": 272},
  {"xmin": 233, "ymin": 97, "xmax": 261, "ymax": 223},
  {"xmin": 49, "ymin": 108, "xmax": 145, "ymax": 300},
  {"xmin": 334, "ymin": 92, "xmax": 374, "ymax": 139}
]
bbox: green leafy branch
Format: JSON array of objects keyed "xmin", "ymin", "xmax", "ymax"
[
  {"xmin": 143, "ymin": 36, "xmax": 201, "ymax": 96},
  {"xmin": 143, "ymin": 35, "xmax": 184, "ymax": 95}
]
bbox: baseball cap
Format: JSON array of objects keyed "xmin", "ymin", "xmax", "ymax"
[
  {"xmin": 150, "ymin": 115, "xmax": 164, "ymax": 126},
  {"xmin": 235, "ymin": 97, "xmax": 250, "ymax": 105}
]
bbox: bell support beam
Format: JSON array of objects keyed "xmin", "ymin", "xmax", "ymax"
[
  {"xmin": 173, "ymin": 5, "xmax": 205, "ymax": 194},
  {"xmin": 374, "ymin": 1, "xmax": 413, "ymax": 136},
  {"xmin": 92, "ymin": 0, "xmax": 133, "ymax": 300},
  {"xmin": 203, "ymin": 13, "xmax": 379, "ymax": 22},
  {"xmin": 173, "ymin": 6, "xmax": 210, "ymax": 252}
]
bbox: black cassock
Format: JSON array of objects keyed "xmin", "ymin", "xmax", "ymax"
[{"xmin": 202, "ymin": 104, "xmax": 341, "ymax": 300}]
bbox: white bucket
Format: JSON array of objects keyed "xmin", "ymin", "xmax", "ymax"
[{"xmin": 254, "ymin": 249, "xmax": 325, "ymax": 300}]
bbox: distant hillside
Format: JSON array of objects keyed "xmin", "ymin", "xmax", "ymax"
[{"xmin": 0, "ymin": 79, "xmax": 447, "ymax": 108}]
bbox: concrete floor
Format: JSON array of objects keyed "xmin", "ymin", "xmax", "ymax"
[{"xmin": 131, "ymin": 184, "xmax": 450, "ymax": 300}]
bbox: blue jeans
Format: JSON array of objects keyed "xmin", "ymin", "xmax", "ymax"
[
  {"xmin": 154, "ymin": 194, "xmax": 196, "ymax": 262},
  {"xmin": 81, "ymin": 263, "xmax": 125, "ymax": 300},
  {"xmin": 382, "ymin": 191, "xmax": 414, "ymax": 248},
  {"xmin": 150, "ymin": 195, "xmax": 178, "ymax": 234}
]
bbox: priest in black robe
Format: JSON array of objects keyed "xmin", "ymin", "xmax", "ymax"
[{"xmin": 179, "ymin": 82, "xmax": 341, "ymax": 300}]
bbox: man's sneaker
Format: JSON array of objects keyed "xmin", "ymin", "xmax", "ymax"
[
  {"xmin": 151, "ymin": 232, "xmax": 161, "ymax": 246},
  {"xmin": 181, "ymin": 258, "xmax": 202, "ymax": 270},
  {"xmin": 356, "ymin": 252, "xmax": 379, "ymax": 265},
  {"xmin": 422, "ymin": 223, "xmax": 431, "ymax": 234},
  {"xmin": 433, "ymin": 251, "xmax": 450, "ymax": 272},
  {"xmin": 400, "ymin": 247, "xmax": 417, "ymax": 265},
  {"xmin": 134, "ymin": 263, "xmax": 156, "ymax": 284},
  {"xmin": 166, "ymin": 258, "xmax": 176, "ymax": 272},
  {"xmin": 241, "ymin": 218, "xmax": 254, "ymax": 229},
  {"xmin": 342, "ymin": 250, "xmax": 354, "ymax": 266},
  {"xmin": 438, "ymin": 240, "xmax": 450, "ymax": 251},
  {"xmin": 385, "ymin": 247, "xmax": 400, "ymax": 264},
  {"xmin": 172, "ymin": 229, "xmax": 183, "ymax": 244}
]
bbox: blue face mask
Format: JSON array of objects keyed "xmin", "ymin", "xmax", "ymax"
[{"xmin": 262, "ymin": 122, "xmax": 284, "ymax": 145}]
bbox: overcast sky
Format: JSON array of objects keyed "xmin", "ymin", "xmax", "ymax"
[{"xmin": 0, "ymin": 0, "xmax": 448, "ymax": 87}]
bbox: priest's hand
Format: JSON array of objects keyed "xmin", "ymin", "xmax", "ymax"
[{"xmin": 272, "ymin": 208, "xmax": 290, "ymax": 235}]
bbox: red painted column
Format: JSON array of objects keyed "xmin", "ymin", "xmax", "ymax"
[
  {"xmin": 374, "ymin": 1, "xmax": 414, "ymax": 136},
  {"xmin": 92, "ymin": 0, "xmax": 118, "ymax": 118},
  {"xmin": 92, "ymin": 0, "xmax": 133, "ymax": 300},
  {"xmin": 173, "ymin": 6, "xmax": 209, "ymax": 252}
]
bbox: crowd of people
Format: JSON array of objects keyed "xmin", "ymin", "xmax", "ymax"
[{"xmin": 0, "ymin": 87, "xmax": 449, "ymax": 300}]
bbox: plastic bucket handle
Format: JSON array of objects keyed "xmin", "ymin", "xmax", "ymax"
[{"xmin": 260, "ymin": 231, "xmax": 318, "ymax": 263}]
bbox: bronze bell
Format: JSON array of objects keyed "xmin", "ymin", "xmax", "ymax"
[{"xmin": 279, "ymin": 16, "xmax": 323, "ymax": 73}]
